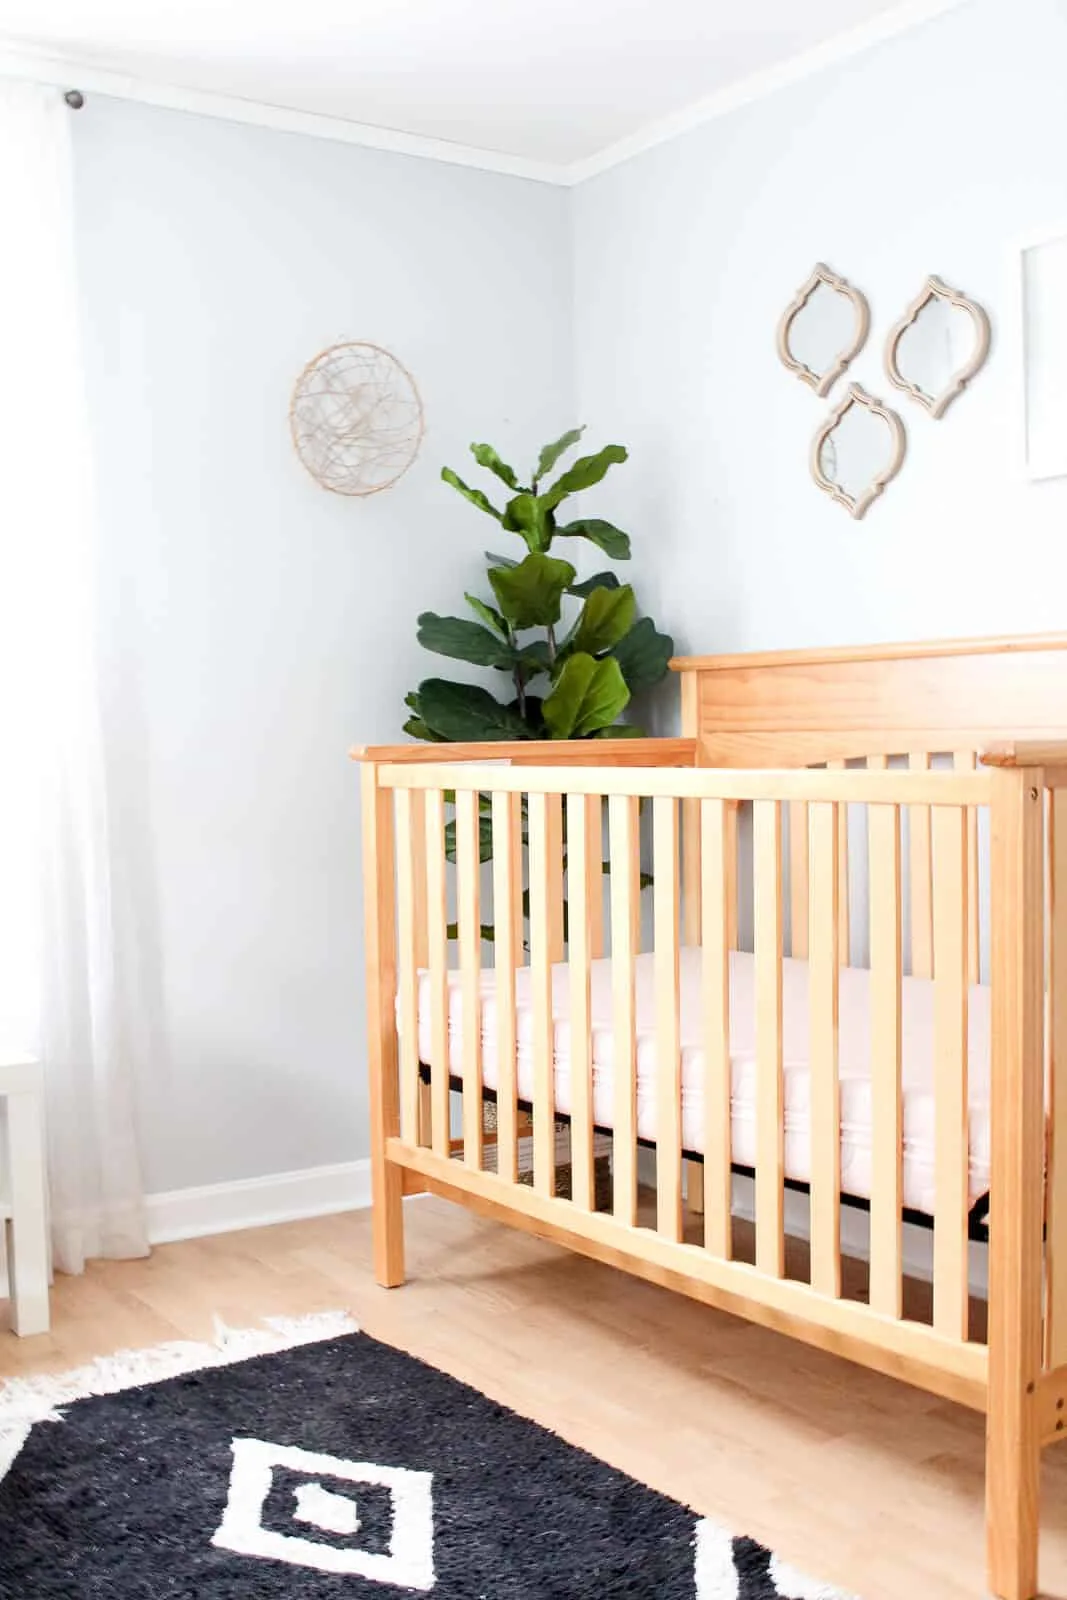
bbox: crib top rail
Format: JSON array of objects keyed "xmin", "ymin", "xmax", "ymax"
[
  {"xmin": 984, "ymin": 740, "xmax": 1067, "ymax": 770},
  {"xmin": 372, "ymin": 759, "xmax": 992, "ymax": 805},
  {"xmin": 351, "ymin": 737, "xmax": 698, "ymax": 767}
]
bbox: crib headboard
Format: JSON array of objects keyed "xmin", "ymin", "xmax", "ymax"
[
  {"xmin": 671, "ymin": 632, "xmax": 1067, "ymax": 976},
  {"xmin": 670, "ymin": 631, "xmax": 1067, "ymax": 769}
]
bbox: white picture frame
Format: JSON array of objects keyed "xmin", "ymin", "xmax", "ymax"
[{"xmin": 1016, "ymin": 224, "xmax": 1067, "ymax": 482}]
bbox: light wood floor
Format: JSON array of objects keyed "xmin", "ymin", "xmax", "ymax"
[{"xmin": 3, "ymin": 1195, "xmax": 1067, "ymax": 1600}]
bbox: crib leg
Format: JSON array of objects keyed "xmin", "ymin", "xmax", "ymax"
[
  {"xmin": 986, "ymin": 767, "xmax": 1045, "ymax": 1600},
  {"xmin": 363, "ymin": 761, "xmax": 405, "ymax": 1289},
  {"xmin": 986, "ymin": 1398, "xmax": 1040, "ymax": 1600},
  {"xmin": 371, "ymin": 1153, "xmax": 406, "ymax": 1289}
]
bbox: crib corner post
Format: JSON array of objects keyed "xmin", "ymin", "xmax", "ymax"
[
  {"xmin": 986, "ymin": 766, "xmax": 1045, "ymax": 1600},
  {"xmin": 361, "ymin": 761, "xmax": 405, "ymax": 1289}
]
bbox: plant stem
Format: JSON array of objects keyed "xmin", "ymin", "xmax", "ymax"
[{"xmin": 546, "ymin": 624, "xmax": 557, "ymax": 664}]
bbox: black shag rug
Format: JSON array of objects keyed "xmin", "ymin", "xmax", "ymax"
[{"xmin": 0, "ymin": 1315, "xmax": 853, "ymax": 1598}]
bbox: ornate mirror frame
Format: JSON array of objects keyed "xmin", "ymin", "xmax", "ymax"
[
  {"xmin": 776, "ymin": 262, "xmax": 871, "ymax": 397},
  {"xmin": 810, "ymin": 383, "xmax": 907, "ymax": 520},
  {"xmin": 883, "ymin": 274, "xmax": 991, "ymax": 419}
]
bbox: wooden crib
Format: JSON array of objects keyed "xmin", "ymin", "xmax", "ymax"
[{"xmin": 356, "ymin": 631, "xmax": 1067, "ymax": 1600}]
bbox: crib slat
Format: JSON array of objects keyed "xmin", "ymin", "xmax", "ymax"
[
  {"xmin": 869, "ymin": 801, "xmax": 903, "ymax": 1317},
  {"xmin": 682, "ymin": 796, "xmax": 702, "ymax": 946},
  {"xmin": 492, "ymin": 790, "xmax": 520, "ymax": 1185},
  {"xmin": 631, "ymin": 800, "xmax": 644, "ymax": 951},
  {"xmin": 404, "ymin": 790, "xmax": 431, "ymax": 1145},
  {"xmin": 754, "ymin": 799, "xmax": 785, "ymax": 1277},
  {"xmin": 586, "ymin": 795, "xmax": 605, "ymax": 960},
  {"xmin": 653, "ymin": 797, "xmax": 683, "ymax": 1242},
  {"xmin": 511, "ymin": 794, "xmax": 525, "ymax": 959},
  {"xmin": 527, "ymin": 791, "xmax": 556, "ymax": 1197},
  {"xmin": 455, "ymin": 789, "xmax": 484, "ymax": 1168},
  {"xmin": 405, "ymin": 788, "xmax": 429, "ymax": 969},
  {"xmin": 790, "ymin": 800, "xmax": 809, "ymax": 959},
  {"xmin": 726, "ymin": 802, "xmax": 739, "ymax": 951},
  {"xmin": 827, "ymin": 761, "xmax": 850, "ymax": 964},
  {"xmin": 567, "ymin": 793, "xmax": 595, "ymax": 1212},
  {"xmin": 701, "ymin": 798, "xmax": 732, "ymax": 1257},
  {"xmin": 546, "ymin": 794, "xmax": 565, "ymax": 965},
  {"xmin": 424, "ymin": 788, "xmax": 451, "ymax": 1158},
  {"xmin": 808, "ymin": 801, "xmax": 840, "ymax": 1298},
  {"xmin": 394, "ymin": 789, "xmax": 421, "ymax": 1146},
  {"xmin": 910, "ymin": 751, "xmax": 934, "ymax": 978},
  {"xmin": 1048, "ymin": 788, "xmax": 1067, "ymax": 1367},
  {"xmin": 609, "ymin": 793, "xmax": 639, "ymax": 1226},
  {"xmin": 832, "ymin": 769, "xmax": 850, "ymax": 965},
  {"xmin": 932, "ymin": 803, "xmax": 970, "ymax": 1340},
  {"xmin": 953, "ymin": 751, "xmax": 981, "ymax": 983}
]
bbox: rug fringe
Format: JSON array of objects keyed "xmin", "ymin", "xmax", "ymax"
[{"xmin": 0, "ymin": 1309, "xmax": 358, "ymax": 1483}]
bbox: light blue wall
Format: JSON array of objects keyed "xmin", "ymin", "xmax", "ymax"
[
  {"xmin": 73, "ymin": 97, "xmax": 573, "ymax": 1191},
  {"xmin": 572, "ymin": 0, "xmax": 1067, "ymax": 674}
]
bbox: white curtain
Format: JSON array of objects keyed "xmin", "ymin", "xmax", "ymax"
[{"xmin": 0, "ymin": 78, "xmax": 147, "ymax": 1273}]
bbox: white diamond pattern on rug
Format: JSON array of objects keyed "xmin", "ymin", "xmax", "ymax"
[
  {"xmin": 694, "ymin": 1519, "xmax": 742, "ymax": 1598},
  {"xmin": 212, "ymin": 1437, "xmax": 435, "ymax": 1590},
  {"xmin": 1, "ymin": 1323, "xmax": 855, "ymax": 1597},
  {"xmin": 292, "ymin": 1481, "xmax": 362, "ymax": 1537},
  {"xmin": 695, "ymin": 1519, "xmax": 857, "ymax": 1599}
]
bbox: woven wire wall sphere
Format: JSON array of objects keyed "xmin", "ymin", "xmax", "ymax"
[{"xmin": 289, "ymin": 341, "xmax": 424, "ymax": 497}]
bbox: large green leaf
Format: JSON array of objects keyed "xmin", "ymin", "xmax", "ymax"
[
  {"xmin": 611, "ymin": 616, "xmax": 675, "ymax": 692},
  {"xmin": 416, "ymin": 679, "xmax": 533, "ymax": 742},
  {"xmin": 533, "ymin": 426, "xmax": 585, "ymax": 487},
  {"xmin": 570, "ymin": 584, "xmax": 636, "ymax": 656},
  {"xmin": 446, "ymin": 920, "xmax": 497, "ymax": 942},
  {"xmin": 441, "ymin": 466, "xmax": 502, "ymax": 520},
  {"xmin": 488, "ymin": 553, "xmax": 576, "ymax": 629},
  {"xmin": 501, "ymin": 491, "xmax": 553, "ymax": 553},
  {"xmin": 403, "ymin": 716, "xmax": 448, "ymax": 741},
  {"xmin": 541, "ymin": 444, "xmax": 627, "ymax": 510},
  {"xmin": 445, "ymin": 815, "xmax": 495, "ymax": 864},
  {"xmin": 470, "ymin": 442, "xmax": 520, "ymax": 491},
  {"xmin": 464, "ymin": 592, "xmax": 508, "ymax": 637},
  {"xmin": 402, "ymin": 691, "xmax": 447, "ymax": 742},
  {"xmin": 553, "ymin": 517, "xmax": 631, "ymax": 560},
  {"xmin": 542, "ymin": 653, "xmax": 630, "ymax": 738},
  {"xmin": 417, "ymin": 612, "xmax": 518, "ymax": 669},
  {"xmin": 568, "ymin": 569, "xmax": 620, "ymax": 599}
]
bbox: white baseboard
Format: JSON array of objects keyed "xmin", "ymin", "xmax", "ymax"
[
  {"xmin": 142, "ymin": 1154, "xmax": 990, "ymax": 1301},
  {"xmin": 144, "ymin": 1159, "xmax": 372, "ymax": 1245}
]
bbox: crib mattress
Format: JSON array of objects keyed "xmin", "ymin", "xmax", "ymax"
[{"xmin": 412, "ymin": 949, "xmax": 991, "ymax": 1218}]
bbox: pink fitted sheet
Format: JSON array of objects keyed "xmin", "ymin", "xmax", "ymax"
[{"xmin": 411, "ymin": 949, "xmax": 991, "ymax": 1217}]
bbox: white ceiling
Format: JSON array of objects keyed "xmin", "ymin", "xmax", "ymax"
[{"xmin": 0, "ymin": 0, "xmax": 961, "ymax": 172}]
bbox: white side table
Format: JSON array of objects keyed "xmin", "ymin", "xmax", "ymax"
[{"xmin": 0, "ymin": 1058, "xmax": 50, "ymax": 1336}]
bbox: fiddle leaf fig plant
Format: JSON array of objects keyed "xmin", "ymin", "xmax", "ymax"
[{"xmin": 405, "ymin": 427, "xmax": 674, "ymax": 746}]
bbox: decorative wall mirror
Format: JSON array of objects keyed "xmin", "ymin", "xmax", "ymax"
[
  {"xmin": 884, "ymin": 275, "xmax": 991, "ymax": 419},
  {"xmin": 811, "ymin": 384, "xmax": 906, "ymax": 520},
  {"xmin": 776, "ymin": 263, "xmax": 870, "ymax": 396}
]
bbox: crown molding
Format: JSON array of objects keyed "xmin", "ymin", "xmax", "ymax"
[
  {"xmin": 0, "ymin": 42, "xmax": 570, "ymax": 186},
  {"xmin": 0, "ymin": 0, "xmax": 971, "ymax": 190},
  {"xmin": 563, "ymin": 0, "xmax": 972, "ymax": 185}
]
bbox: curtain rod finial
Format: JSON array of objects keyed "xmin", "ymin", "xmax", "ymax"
[{"xmin": 64, "ymin": 90, "xmax": 84, "ymax": 110}]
